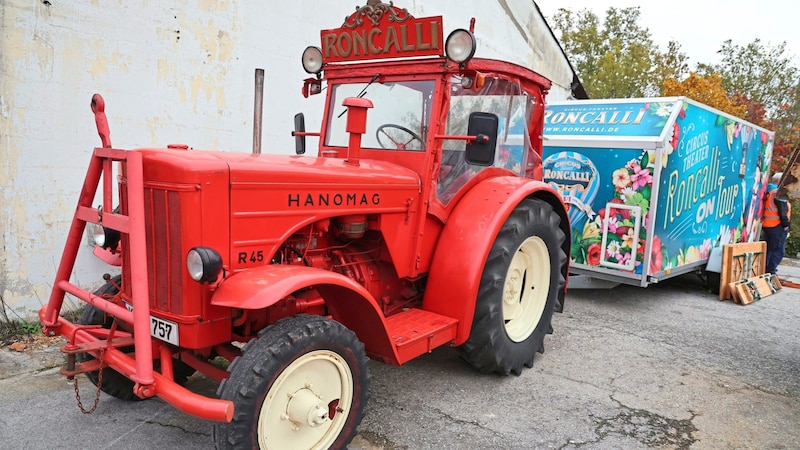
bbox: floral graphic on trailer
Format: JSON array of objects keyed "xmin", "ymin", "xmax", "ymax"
[{"xmin": 570, "ymin": 147, "xmax": 713, "ymax": 275}]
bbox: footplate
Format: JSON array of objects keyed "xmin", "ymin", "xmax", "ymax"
[{"xmin": 385, "ymin": 308, "xmax": 458, "ymax": 364}]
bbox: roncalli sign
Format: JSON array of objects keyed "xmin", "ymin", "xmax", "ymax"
[{"xmin": 321, "ymin": 1, "xmax": 444, "ymax": 62}]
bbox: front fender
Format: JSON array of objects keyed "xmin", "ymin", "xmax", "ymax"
[
  {"xmin": 422, "ymin": 176, "xmax": 569, "ymax": 345},
  {"xmin": 211, "ymin": 265, "xmax": 399, "ymax": 364}
]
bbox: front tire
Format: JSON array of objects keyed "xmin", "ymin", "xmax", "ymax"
[
  {"xmin": 458, "ymin": 198, "xmax": 567, "ymax": 375},
  {"xmin": 215, "ymin": 314, "xmax": 369, "ymax": 450}
]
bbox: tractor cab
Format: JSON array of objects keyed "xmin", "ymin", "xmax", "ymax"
[{"xmin": 294, "ymin": 4, "xmax": 551, "ymax": 212}]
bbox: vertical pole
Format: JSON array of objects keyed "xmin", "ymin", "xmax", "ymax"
[
  {"xmin": 253, "ymin": 68, "xmax": 265, "ymax": 154},
  {"xmin": 125, "ymin": 151, "xmax": 154, "ymax": 386}
]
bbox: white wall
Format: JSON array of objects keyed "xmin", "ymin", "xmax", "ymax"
[{"xmin": 0, "ymin": 0, "xmax": 575, "ymax": 319}]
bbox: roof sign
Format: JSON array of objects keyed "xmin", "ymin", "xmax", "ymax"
[{"xmin": 321, "ymin": 1, "xmax": 444, "ymax": 63}]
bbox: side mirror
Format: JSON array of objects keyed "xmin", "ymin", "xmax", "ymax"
[
  {"xmin": 465, "ymin": 112, "xmax": 499, "ymax": 166},
  {"xmin": 293, "ymin": 113, "xmax": 306, "ymax": 155}
]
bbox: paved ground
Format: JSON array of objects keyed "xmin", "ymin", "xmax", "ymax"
[{"xmin": 1, "ymin": 263, "xmax": 799, "ymax": 449}]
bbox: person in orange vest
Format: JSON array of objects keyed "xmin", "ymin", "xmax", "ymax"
[{"xmin": 763, "ymin": 173, "xmax": 791, "ymax": 274}]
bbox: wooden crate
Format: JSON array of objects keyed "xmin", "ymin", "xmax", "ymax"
[{"xmin": 719, "ymin": 242, "xmax": 766, "ymax": 301}]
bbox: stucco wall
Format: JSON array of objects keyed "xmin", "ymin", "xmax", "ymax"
[{"xmin": 0, "ymin": 0, "xmax": 575, "ymax": 319}]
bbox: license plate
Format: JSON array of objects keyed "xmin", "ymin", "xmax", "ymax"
[{"xmin": 150, "ymin": 316, "xmax": 179, "ymax": 346}]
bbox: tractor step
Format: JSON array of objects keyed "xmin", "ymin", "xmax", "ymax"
[{"xmin": 385, "ymin": 308, "xmax": 458, "ymax": 364}]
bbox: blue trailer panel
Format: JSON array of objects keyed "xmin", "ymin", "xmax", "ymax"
[{"xmin": 542, "ymin": 97, "xmax": 774, "ymax": 287}]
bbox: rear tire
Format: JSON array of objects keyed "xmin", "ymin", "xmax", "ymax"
[
  {"xmin": 77, "ymin": 276, "xmax": 194, "ymax": 401},
  {"xmin": 215, "ymin": 315, "xmax": 369, "ymax": 450},
  {"xmin": 458, "ymin": 198, "xmax": 567, "ymax": 375}
]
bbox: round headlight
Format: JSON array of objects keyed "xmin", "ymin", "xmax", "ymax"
[
  {"xmin": 93, "ymin": 224, "xmax": 106, "ymax": 247},
  {"xmin": 302, "ymin": 46, "xmax": 324, "ymax": 74},
  {"xmin": 445, "ymin": 29, "xmax": 476, "ymax": 64},
  {"xmin": 93, "ymin": 225, "xmax": 121, "ymax": 250},
  {"xmin": 187, "ymin": 247, "xmax": 223, "ymax": 283}
]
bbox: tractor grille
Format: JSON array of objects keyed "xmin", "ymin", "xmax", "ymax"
[{"xmin": 144, "ymin": 187, "xmax": 184, "ymax": 313}]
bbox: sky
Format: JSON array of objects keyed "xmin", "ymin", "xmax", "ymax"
[{"xmin": 535, "ymin": 0, "xmax": 800, "ymax": 67}]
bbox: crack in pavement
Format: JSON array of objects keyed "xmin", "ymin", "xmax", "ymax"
[
  {"xmin": 592, "ymin": 396, "xmax": 698, "ymax": 449},
  {"xmin": 430, "ymin": 406, "xmax": 506, "ymax": 440},
  {"xmin": 143, "ymin": 419, "xmax": 210, "ymax": 437}
]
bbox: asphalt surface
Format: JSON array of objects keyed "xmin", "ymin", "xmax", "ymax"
[{"xmin": 2, "ymin": 264, "xmax": 799, "ymax": 449}]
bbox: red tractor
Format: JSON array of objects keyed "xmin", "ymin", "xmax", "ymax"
[{"xmin": 40, "ymin": 2, "xmax": 569, "ymax": 448}]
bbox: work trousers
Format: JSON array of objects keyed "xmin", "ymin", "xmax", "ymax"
[{"xmin": 764, "ymin": 225, "xmax": 789, "ymax": 274}]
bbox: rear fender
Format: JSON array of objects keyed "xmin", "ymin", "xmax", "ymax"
[
  {"xmin": 211, "ymin": 265, "xmax": 399, "ymax": 364},
  {"xmin": 422, "ymin": 176, "xmax": 569, "ymax": 345}
]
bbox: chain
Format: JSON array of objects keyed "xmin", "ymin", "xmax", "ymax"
[{"xmin": 73, "ymin": 348, "xmax": 105, "ymax": 414}]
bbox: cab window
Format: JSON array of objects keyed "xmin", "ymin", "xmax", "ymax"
[{"xmin": 326, "ymin": 79, "xmax": 435, "ymax": 151}]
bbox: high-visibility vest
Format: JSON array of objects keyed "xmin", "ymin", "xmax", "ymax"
[{"xmin": 763, "ymin": 190, "xmax": 791, "ymax": 228}]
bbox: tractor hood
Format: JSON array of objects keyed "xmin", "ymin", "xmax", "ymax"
[{"xmin": 138, "ymin": 148, "xmax": 422, "ymax": 190}]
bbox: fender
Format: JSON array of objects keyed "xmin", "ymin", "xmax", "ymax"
[
  {"xmin": 211, "ymin": 264, "xmax": 399, "ymax": 364},
  {"xmin": 422, "ymin": 176, "xmax": 569, "ymax": 345}
]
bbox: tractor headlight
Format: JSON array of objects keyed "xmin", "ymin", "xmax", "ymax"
[
  {"xmin": 445, "ymin": 29, "xmax": 476, "ymax": 65},
  {"xmin": 93, "ymin": 225, "xmax": 121, "ymax": 250},
  {"xmin": 187, "ymin": 247, "xmax": 223, "ymax": 283},
  {"xmin": 302, "ymin": 46, "xmax": 324, "ymax": 74}
]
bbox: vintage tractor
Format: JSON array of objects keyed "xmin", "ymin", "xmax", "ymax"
[{"xmin": 40, "ymin": 2, "xmax": 569, "ymax": 448}]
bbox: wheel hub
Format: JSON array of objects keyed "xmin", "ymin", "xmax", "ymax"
[
  {"xmin": 504, "ymin": 268, "xmax": 523, "ymax": 305},
  {"xmin": 257, "ymin": 349, "xmax": 355, "ymax": 449},
  {"xmin": 503, "ymin": 236, "xmax": 550, "ymax": 342},
  {"xmin": 286, "ymin": 387, "xmax": 329, "ymax": 427}
]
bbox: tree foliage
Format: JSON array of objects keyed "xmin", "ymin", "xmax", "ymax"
[
  {"xmin": 662, "ymin": 73, "xmax": 746, "ymax": 117},
  {"xmin": 549, "ymin": 7, "xmax": 800, "ymax": 174},
  {"xmin": 697, "ymin": 40, "xmax": 798, "ymax": 118},
  {"xmin": 695, "ymin": 40, "xmax": 800, "ymax": 173},
  {"xmin": 550, "ymin": 7, "xmax": 688, "ymax": 98}
]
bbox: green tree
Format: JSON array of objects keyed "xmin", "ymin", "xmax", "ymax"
[
  {"xmin": 697, "ymin": 40, "xmax": 797, "ymax": 118},
  {"xmin": 550, "ymin": 7, "xmax": 688, "ymax": 99},
  {"xmin": 697, "ymin": 39, "xmax": 800, "ymax": 172},
  {"xmin": 652, "ymin": 40, "xmax": 691, "ymax": 88},
  {"xmin": 551, "ymin": 7, "xmax": 800, "ymax": 174}
]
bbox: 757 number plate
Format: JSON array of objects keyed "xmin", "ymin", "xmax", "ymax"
[{"xmin": 150, "ymin": 316, "xmax": 179, "ymax": 346}]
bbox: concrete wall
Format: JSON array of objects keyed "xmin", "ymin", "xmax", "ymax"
[{"xmin": 0, "ymin": 0, "xmax": 575, "ymax": 319}]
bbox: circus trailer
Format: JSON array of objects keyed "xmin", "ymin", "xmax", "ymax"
[{"xmin": 541, "ymin": 97, "xmax": 775, "ymax": 289}]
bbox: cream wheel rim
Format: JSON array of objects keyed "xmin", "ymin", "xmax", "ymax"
[
  {"xmin": 503, "ymin": 236, "xmax": 550, "ymax": 342},
  {"xmin": 257, "ymin": 350, "xmax": 353, "ymax": 449}
]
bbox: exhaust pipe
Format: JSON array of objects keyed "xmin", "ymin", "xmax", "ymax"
[{"xmin": 253, "ymin": 68, "xmax": 264, "ymax": 154}]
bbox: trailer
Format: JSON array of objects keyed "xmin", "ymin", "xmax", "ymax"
[{"xmin": 541, "ymin": 97, "xmax": 774, "ymax": 288}]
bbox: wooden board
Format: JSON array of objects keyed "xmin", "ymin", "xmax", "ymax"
[
  {"xmin": 730, "ymin": 273, "xmax": 781, "ymax": 305},
  {"xmin": 719, "ymin": 242, "xmax": 766, "ymax": 301}
]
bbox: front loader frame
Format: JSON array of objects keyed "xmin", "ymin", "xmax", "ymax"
[{"xmin": 39, "ymin": 145, "xmax": 233, "ymax": 422}]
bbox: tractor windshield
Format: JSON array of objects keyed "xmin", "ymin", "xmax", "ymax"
[
  {"xmin": 437, "ymin": 75, "xmax": 538, "ymax": 204},
  {"xmin": 325, "ymin": 79, "xmax": 435, "ymax": 151}
]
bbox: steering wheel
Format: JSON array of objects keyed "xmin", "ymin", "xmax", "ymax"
[{"xmin": 376, "ymin": 123, "xmax": 423, "ymax": 150}]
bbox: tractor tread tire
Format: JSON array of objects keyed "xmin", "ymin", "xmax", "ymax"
[
  {"xmin": 458, "ymin": 198, "xmax": 567, "ymax": 376},
  {"xmin": 214, "ymin": 314, "xmax": 369, "ymax": 450}
]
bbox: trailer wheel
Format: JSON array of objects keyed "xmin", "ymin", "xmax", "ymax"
[
  {"xmin": 77, "ymin": 276, "xmax": 194, "ymax": 401},
  {"xmin": 459, "ymin": 198, "xmax": 567, "ymax": 375},
  {"xmin": 706, "ymin": 271, "xmax": 721, "ymax": 295},
  {"xmin": 215, "ymin": 314, "xmax": 369, "ymax": 450}
]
